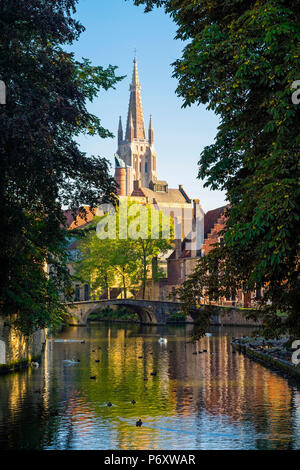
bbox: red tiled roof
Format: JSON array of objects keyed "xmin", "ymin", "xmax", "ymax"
[
  {"xmin": 62, "ymin": 206, "xmax": 96, "ymax": 230},
  {"xmin": 204, "ymin": 206, "xmax": 227, "ymax": 238}
]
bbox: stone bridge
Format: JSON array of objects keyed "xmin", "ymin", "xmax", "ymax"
[{"xmin": 66, "ymin": 299, "xmax": 185, "ymax": 326}]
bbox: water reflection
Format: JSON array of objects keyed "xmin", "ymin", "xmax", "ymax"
[{"xmin": 0, "ymin": 323, "xmax": 300, "ymax": 450}]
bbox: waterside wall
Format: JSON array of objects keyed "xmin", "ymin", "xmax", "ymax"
[{"xmin": 0, "ymin": 315, "xmax": 47, "ymax": 374}]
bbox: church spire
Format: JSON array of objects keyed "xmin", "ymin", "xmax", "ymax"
[{"xmin": 126, "ymin": 57, "xmax": 146, "ymax": 141}]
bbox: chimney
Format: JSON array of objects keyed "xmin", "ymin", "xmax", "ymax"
[{"xmin": 193, "ymin": 199, "xmax": 200, "ymax": 224}]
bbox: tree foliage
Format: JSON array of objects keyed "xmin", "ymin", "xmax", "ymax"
[
  {"xmin": 133, "ymin": 0, "xmax": 300, "ymax": 336},
  {"xmin": 0, "ymin": 0, "xmax": 123, "ymax": 334},
  {"xmin": 74, "ymin": 199, "xmax": 174, "ymax": 300}
]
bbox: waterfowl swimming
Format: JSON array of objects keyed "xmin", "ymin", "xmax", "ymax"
[
  {"xmin": 31, "ymin": 361, "xmax": 39, "ymax": 368},
  {"xmin": 138, "ymin": 356, "xmax": 143, "ymax": 359},
  {"xmin": 203, "ymin": 349, "xmax": 207, "ymax": 353},
  {"xmin": 150, "ymin": 372, "xmax": 157, "ymax": 376},
  {"xmin": 90, "ymin": 376, "xmax": 96, "ymax": 380},
  {"xmin": 158, "ymin": 338, "xmax": 167, "ymax": 344},
  {"xmin": 63, "ymin": 359, "xmax": 79, "ymax": 365},
  {"xmin": 136, "ymin": 418, "xmax": 143, "ymax": 427},
  {"xmin": 131, "ymin": 400, "xmax": 136, "ymax": 405},
  {"xmin": 107, "ymin": 402, "xmax": 112, "ymax": 407},
  {"xmin": 81, "ymin": 341, "xmax": 85, "ymax": 344},
  {"xmin": 95, "ymin": 360, "xmax": 100, "ymax": 363}
]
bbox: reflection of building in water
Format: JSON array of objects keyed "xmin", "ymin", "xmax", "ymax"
[
  {"xmin": 163, "ymin": 328, "xmax": 295, "ymax": 448},
  {"xmin": 1, "ymin": 325, "xmax": 299, "ymax": 450}
]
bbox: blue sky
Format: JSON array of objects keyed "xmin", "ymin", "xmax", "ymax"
[{"xmin": 72, "ymin": 0, "xmax": 226, "ymax": 211}]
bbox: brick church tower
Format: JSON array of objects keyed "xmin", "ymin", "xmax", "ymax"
[{"xmin": 115, "ymin": 57, "xmax": 158, "ymax": 195}]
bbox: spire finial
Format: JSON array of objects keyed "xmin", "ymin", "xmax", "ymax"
[{"xmin": 131, "ymin": 54, "xmax": 140, "ymax": 88}]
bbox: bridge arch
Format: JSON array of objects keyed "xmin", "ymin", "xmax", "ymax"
[
  {"xmin": 82, "ymin": 301, "xmax": 157, "ymax": 325},
  {"xmin": 67, "ymin": 299, "xmax": 183, "ymax": 326}
]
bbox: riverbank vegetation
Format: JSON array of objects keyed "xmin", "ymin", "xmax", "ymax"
[
  {"xmin": 0, "ymin": 0, "xmax": 123, "ymax": 334},
  {"xmin": 88, "ymin": 306, "xmax": 139, "ymax": 323},
  {"xmin": 134, "ymin": 0, "xmax": 300, "ymax": 337}
]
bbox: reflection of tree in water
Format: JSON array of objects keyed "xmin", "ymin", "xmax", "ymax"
[
  {"xmin": 0, "ymin": 324, "xmax": 300, "ymax": 449},
  {"xmin": 0, "ymin": 366, "xmax": 61, "ymax": 449}
]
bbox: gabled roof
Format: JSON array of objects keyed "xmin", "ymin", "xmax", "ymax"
[
  {"xmin": 131, "ymin": 186, "xmax": 191, "ymax": 204},
  {"xmin": 63, "ymin": 206, "xmax": 96, "ymax": 230},
  {"xmin": 204, "ymin": 205, "xmax": 227, "ymax": 238}
]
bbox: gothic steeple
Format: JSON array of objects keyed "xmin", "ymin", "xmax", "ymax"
[{"xmin": 125, "ymin": 57, "xmax": 146, "ymax": 141}]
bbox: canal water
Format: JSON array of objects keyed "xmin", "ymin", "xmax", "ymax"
[{"xmin": 0, "ymin": 323, "xmax": 300, "ymax": 450}]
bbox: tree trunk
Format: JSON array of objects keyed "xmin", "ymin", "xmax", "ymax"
[
  {"xmin": 142, "ymin": 254, "xmax": 147, "ymax": 300},
  {"xmin": 122, "ymin": 268, "xmax": 127, "ymax": 299}
]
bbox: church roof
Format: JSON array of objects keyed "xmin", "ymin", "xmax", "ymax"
[{"xmin": 130, "ymin": 186, "xmax": 191, "ymax": 204}]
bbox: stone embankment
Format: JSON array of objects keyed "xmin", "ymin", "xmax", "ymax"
[
  {"xmin": 0, "ymin": 316, "xmax": 47, "ymax": 374},
  {"xmin": 232, "ymin": 336, "xmax": 300, "ymax": 380}
]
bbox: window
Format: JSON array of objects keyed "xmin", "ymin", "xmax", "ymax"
[
  {"xmin": 75, "ymin": 285, "xmax": 80, "ymax": 301},
  {"xmin": 84, "ymin": 284, "xmax": 90, "ymax": 301},
  {"xmin": 145, "ymin": 162, "xmax": 148, "ymax": 173}
]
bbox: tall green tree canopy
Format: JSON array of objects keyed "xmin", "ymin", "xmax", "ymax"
[
  {"xmin": 0, "ymin": 0, "xmax": 122, "ymax": 334},
  {"xmin": 74, "ymin": 199, "xmax": 174, "ymax": 300},
  {"xmin": 133, "ymin": 0, "xmax": 300, "ymax": 335}
]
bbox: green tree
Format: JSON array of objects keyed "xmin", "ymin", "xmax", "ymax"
[
  {"xmin": 74, "ymin": 199, "xmax": 174, "ymax": 300},
  {"xmin": 74, "ymin": 225, "xmax": 140, "ymax": 300},
  {"xmin": 133, "ymin": 0, "xmax": 300, "ymax": 336},
  {"xmin": 126, "ymin": 200, "xmax": 174, "ymax": 299},
  {"xmin": 0, "ymin": 0, "xmax": 123, "ymax": 334}
]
